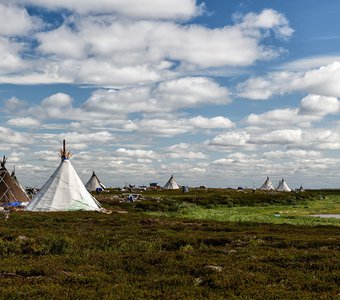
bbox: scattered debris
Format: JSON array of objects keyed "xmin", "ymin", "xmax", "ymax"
[
  {"xmin": 194, "ymin": 277, "xmax": 203, "ymax": 286},
  {"xmin": 205, "ymin": 265, "xmax": 223, "ymax": 272},
  {"xmin": 101, "ymin": 208, "xmax": 113, "ymax": 214},
  {"xmin": 0, "ymin": 209, "xmax": 10, "ymax": 221},
  {"xmin": 118, "ymin": 194, "xmax": 143, "ymax": 203},
  {"xmin": 127, "ymin": 194, "xmax": 141, "ymax": 202},
  {"xmin": 116, "ymin": 210, "xmax": 128, "ymax": 214}
]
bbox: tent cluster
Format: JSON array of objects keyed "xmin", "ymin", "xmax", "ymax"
[
  {"xmin": 1, "ymin": 140, "xmax": 183, "ymax": 212},
  {"xmin": 260, "ymin": 177, "xmax": 295, "ymax": 192},
  {"xmin": 1, "ymin": 141, "xmax": 304, "ymax": 212}
]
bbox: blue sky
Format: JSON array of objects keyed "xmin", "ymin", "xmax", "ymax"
[{"xmin": 1, "ymin": 0, "xmax": 340, "ymax": 189}]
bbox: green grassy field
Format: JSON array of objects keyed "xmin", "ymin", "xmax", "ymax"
[
  {"xmin": 0, "ymin": 189, "xmax": 339, "ymax": 299},
  {"xmin": 128, "ymin": 188, "xmax": 340, "ymax": 226},
  {"xmin": 148, "ymin": 194, "xmax": 340, "ymax": 226}
]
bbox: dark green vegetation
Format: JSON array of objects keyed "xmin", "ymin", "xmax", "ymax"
[
  {"xmin": 127, "ymin": 188, "xmax": 316, "ymax": 209},
  {"xmin": 119, "ymin": 188, "xmax": 338, "ymax": 210},
  {"xmin": 0, "ymin": 189, "xmax": 339, "ymax": 299}
]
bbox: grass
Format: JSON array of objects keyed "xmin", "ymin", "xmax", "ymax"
[
  {"xmin": 148, "ymin": 194, "xmax": 340, "ymax": 226},
  {"xmin": 0, "ymin": 189, "xmax": 339, "ymax": 299},
  {"xmin": 117, "ymin": 188, "xmax": 340, "ymax": 226}
]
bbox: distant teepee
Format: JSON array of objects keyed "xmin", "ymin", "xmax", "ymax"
[
  {"xmin": 0, "ymin": 157, "xmax": 29, "ymax": 203},
  {"xmin": 25, "ymin": 140, "xmax": 102, "ymax": 211},
  {"xmin": 164, "ymin": 175, "xmax": 180, "ymax": 190},
  {"xmin": 85, "ymin": 171, "xmax": 106, "ymax": 192},
  {"xmin": 260, "ymin": 177, "xmax": 274, "ymax": 190},
  {"xmin": 298, "ymin": 185, "xmax": 305, "ymax": 192},
  {"xmin": 276, "ymin": 178, "xmax": 291, "ymax": 192}
]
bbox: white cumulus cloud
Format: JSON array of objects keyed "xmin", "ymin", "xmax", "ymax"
[
  {"xmin": 244, "ymin": 94, "xmax": 339, "ymax": 127},
  {"xmin": 83, "ymin": 77, "xmax": 230, "ymax": 114},
  {"xmin": 14, "ymin": 0, "xmax": 204, "ymax": 20},
  {"xmin": 0, "ymin": 7, "xmax": 292, "ymax": 85},
  {"xmin": 238, "ymin": 61, "xmax": 340, "ymax": 100},
  {"xmin": 115, "ymin": 148, "xmax": 157, "ymax": 160},
  {"xmin": 7, "ymin": 117, "xmax": 40, "ymax": 128},
  {"xmin": 0, "ymin": 3, "xmax": 39, "ymax": 35},
  {"xmin": 0, "ymin": 126, "xmax": 31, "ymax": 145}
]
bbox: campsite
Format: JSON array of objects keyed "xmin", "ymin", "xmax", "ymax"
[
  {"xmin": 0, "ymin": 143, "xmax": 339, "ymax": 298},
  {"xmin": 1, "ymin": 1, "xmax": 340, "ymax": 298}
]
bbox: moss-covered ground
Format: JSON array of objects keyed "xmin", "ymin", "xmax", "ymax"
[{"xmin": 0, "ymin": 189, "xmax": 339, "ymax": 299}]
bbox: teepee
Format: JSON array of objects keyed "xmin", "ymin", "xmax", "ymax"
[
  {"xmin": 0, "ymin": 157, "xmax": 29, "ymax": 203},
  {"xmin": 164, "ymin": 175, "xmax": 180, "ymax": 190},
  {"xmin": 85, "ymin": 171, "xmax": 106, "ymax": 192},
  {"xmin": 260, "ymin": 177, "xmax": 274, "ymax": 190},
  {"xmin": 25, "ymin": 141, "xmax": 101, "ymax": 211},
  {"xmin": 276, "ymin": 179, "xmax": 291, "ymax": 192},
  {"xmin": 11, "ymin": 166, "xmax": 26, "ymax": 193},
  {"xmin": 298, "ymin": 185, "xmax": 305, "ymax": 192}
]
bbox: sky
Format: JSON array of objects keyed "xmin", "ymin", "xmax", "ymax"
[{"xmin": 1, "ymin": 0, "xmax": 340, "ymax": 189}]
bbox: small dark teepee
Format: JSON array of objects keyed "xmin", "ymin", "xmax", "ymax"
[{"xmin": 0, "ymin": 156, "xmax": 29, "ymax": 203}]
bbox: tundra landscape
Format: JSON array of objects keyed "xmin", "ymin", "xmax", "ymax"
[{"xmin": 1, "ymin": 189, "xmax": 339, "ymax": 299}]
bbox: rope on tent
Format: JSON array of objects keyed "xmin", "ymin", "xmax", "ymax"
[
  {"xmin": 0, "ymin": 171, "xmax": 16, "ymax": 203},
  {"xmin": 0, "ymin": 157, "xmax": 25, "ymax": 203}
]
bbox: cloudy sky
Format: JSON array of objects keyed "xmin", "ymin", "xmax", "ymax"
[{"xmin": 1, "ymin": 0, "xmax": 340, "ymax": 189}]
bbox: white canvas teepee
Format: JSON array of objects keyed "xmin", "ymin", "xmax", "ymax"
[
  {"xmin": 260, "ymin": 177, "xmax": 274, "ymax": 190},
  {"xmin": 164, "ymin": 175, "xmax": 179, "ymax": 190},
  {"xmin": 25, "ymin": 141, "xmax": 101, "ymax": 212},
  {"xmin": 276, "ymin": 179, "xmax": 291, "ymax": 192},
  {"xmin": 85, "ymin": 171, "xmax": 106, "ymax": 192}
]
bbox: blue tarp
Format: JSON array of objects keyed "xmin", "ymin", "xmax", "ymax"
[{"xmin": 1, "ymin": 201, "xmax": 22, "ymax": 207}]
